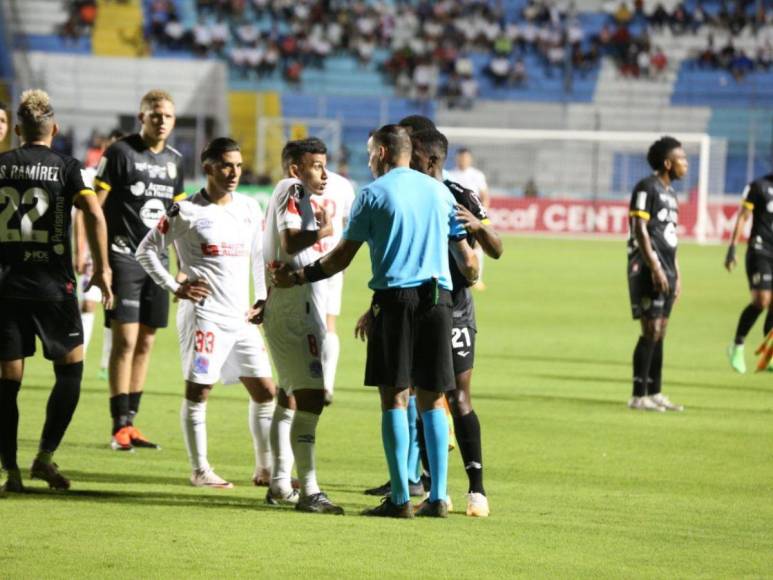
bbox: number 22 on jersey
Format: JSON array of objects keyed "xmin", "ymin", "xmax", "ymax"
[{"xmin": 0, "ymin": 186, "xmax": 50, "ymax": 243}]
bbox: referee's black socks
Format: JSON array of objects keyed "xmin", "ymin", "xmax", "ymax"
[
  {"xmin": 453, "ymin": 410, "xmax": 485, "ymax": 495},
  {"xmin": 39, "ymin": 362, "xmax": 83, "ymax": 455},
  {"xmin": 110, "ymin": 393, "xmax": 130, "ymax": 434},
  {"xmin": 0, "ymin": 378, "xmax": 22, "ymax": 470}
]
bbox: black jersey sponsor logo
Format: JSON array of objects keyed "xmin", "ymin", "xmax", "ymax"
[{"xmin": 139, "ymin": 199, "xmax": 166, "ymax": 228}]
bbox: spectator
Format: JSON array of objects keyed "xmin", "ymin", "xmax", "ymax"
[{"xmin": 487, "ymin": 55, "xmax": 511, "ymax": 85}]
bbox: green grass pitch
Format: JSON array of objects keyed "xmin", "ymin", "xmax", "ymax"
[{"xmin": 1, "ymin": 236, "xmax": 771, "ymax": 578}]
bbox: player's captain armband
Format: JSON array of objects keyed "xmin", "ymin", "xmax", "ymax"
[
  {"xmin": 741, "ymin": 185, "xmax": 754, "ymax": 209},
  {"xmin": 635, "ymin": 190, "xmax": 648, "ymax": 210},
  {"xmin": 78, "ymin": 189, "xmax": 97, "ymax": 197},
  {"xmin": 173, "ymin": 192, "xmax": 187, "ymax": 202},
  {"xmin": 93, "ymin": 178, "xmax": 111, "ymax": 192},
  {"xmin": 481, "ymin": 218, "xmax": 491, "ymax": 225},
  {"xmin": 629, "ymin": 210, "xmax": 650, "ymax": 220}
]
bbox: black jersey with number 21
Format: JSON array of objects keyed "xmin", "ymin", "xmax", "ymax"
[
  {"xmin": 0, "ymin": 144, "xmax": 90, "ymax": 300},
  {"xmin": 627, "ymin": 174, "xmax": 679, "ymax": 277}
]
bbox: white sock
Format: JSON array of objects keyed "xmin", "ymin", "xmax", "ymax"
[
  {"xmin": 100, "ymin": 327, "xmax": 112, "ymax": 370},
  {"xmin": 269, "ymin": 404, "xmax": 295, "ymax": 494},
  {"xmin": 81, "ymin": 311, "xmax": 95, "ymax": 356},
  {"xmin": 180, "ymin": 399, "xmax": 209, "ymax": 472},
  {"xmin": 249, "ymin": 398, "xmax": 275, "ymax": 476},
  {"xmin": 322, "ymin": 332, "xmax": 340, "ymax": 394},
  {"xmin": 291, "ymin": 410, "xmax": 321, "ymax": 497}
]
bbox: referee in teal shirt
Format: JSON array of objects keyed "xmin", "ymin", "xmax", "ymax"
[{"xmin": 271, "ymin": 125, "xmax": 478, "ymax": 518}]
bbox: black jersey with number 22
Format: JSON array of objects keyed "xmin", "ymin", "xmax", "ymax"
[
  {"xmin": 627, "ymin": 174, "xmax": 679, "ymax": 277},
  {"xmin": 0, "ymin": 144, "xmax": 90, "ymax": 301}
]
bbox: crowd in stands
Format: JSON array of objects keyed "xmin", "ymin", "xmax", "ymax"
[
  {"xmin": 60, "ymin": 0, "xmax": 773, "ymax": 101},
  {"xmin": 61, "ymin": 0, "xmax": 97, "ymax": 42}
]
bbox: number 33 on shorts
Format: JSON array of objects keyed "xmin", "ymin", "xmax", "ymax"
[{"xmin": 195, "ymin": 330, "xmax": 215, "ymax": 353}]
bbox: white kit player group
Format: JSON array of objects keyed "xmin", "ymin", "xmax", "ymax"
[{"xmin": 129, "ymin": 135, "xmax": 353, "ymax": 513}]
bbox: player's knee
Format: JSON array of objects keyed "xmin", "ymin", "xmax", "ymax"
[
  {"xmin": 752, "ymin": 294, "xmax": 771, "ymax": 310},
  {"xmin": 53, "ymin": 361, "xmax": 84, "ymax": 393},
  {"xmin": 185, "ymin": 382, "xmax": 210, "ymax": 403}
]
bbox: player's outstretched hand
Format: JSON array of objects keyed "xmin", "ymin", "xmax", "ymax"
[
  {"xmin": 270, "ymin": 262, "xmax": 296, "ymax": 288},
  {"xmin": 88, "ymin": 269, "xmax": 114, "ymax": 310},
  {"xmin": 248, "ymin": 299, "xmax": 266, "ymax": 325},
  {"xmin": 456, "ymin": 204, "xmax": 482, "ymax": 233},
  {"xmin": 354, "ymin": 309, "xmax": 373, "ymax": 342},
  {"xmin": 175, "ymin": 278, "xmax": 211, "ymax": 303},
  {"xmin": 725, "ymin": 245, "xmax": 737, "ymax": 272},
  {"xmin": 315, "ymin": 204, "xmax": 333, "ymax": 239},
  {"xmin": 651, "ymin": 266, "xmax": 670, "ymax": 294}
]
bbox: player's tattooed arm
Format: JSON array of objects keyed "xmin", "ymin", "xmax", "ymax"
[
  {"xmin": 174, "ymin": 278, "xmax": 211, "ymax": 303},
  {"xmin": 725, "ymin": 206, "xmax": 751, "ymax": 272},
  {"xmin": 632, "ymin": 217, "xmax": 669, "ymax": 294},
  {"xmin": 455, "ymin": 204, "xmax": 503, "ymax": 259},
  {"xmin": 451, "ymin": 238, "xmax": 479, "ymax": 284}
]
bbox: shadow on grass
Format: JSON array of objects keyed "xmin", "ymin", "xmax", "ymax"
[
  {"xmin": 481, "ymin": 353, "xmax": 629, "ymax": 368},
  {"xmin": 4, "ymin": 486, "xmax": 284, "ymax": 512},
  {"xmin": 19, "ymin": 383, "xmax": 183, "ymax": 398}
]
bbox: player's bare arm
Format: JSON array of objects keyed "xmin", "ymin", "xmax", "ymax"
[
  {"xmin": 632, "ymin": 216, "xmax": 669, "ymax": 294},
  {"xmin": 73, "ymin": 209, "xmax": 88, "ymax": 275},
  {"xmin": 455, "ymin": 204, "xmax": 503, "ymax": 259},
  {"xmin": 280, "ymin": 204, "xmax": 333, "ymax": 255},
  {"xmin": 75, "ymin": 191, "xmax": 114, "ymax": 309},
  {"xmin": 725, "ymin": 206, "xmax": 751, "ymax": 272},
  {"xmin": 450, "ymin": 238, "xmax": 479, "ymax": 284},
  {"xmin": 675, "ymin": 257, "xmax": 682, "ymax": 301}
]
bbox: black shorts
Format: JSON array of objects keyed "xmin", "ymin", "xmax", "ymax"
[
  {"xmin": 627, "ymin": 258, "xmax": 676, "ymax": 320},
  {"xmin": 451, "ymin": 288, "xmax": 476, "ymax": 375},
  {"xmin": 364, "ymin": 284, "xmax": 455, "ymax": 392},
  {"xmin": 0, "ymin": 297, "xmax": 83, "ymax": 361},
  {"xmin": 745, "ymin": 249, "xmax": 773, "ymax": 290},
  {"xmin": 106, "ymin": 251, "xmax": 169, "ymax": 328}
]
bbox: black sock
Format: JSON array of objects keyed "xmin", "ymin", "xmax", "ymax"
[
  {"xmin": 128, "ymin": 392, "xmax": 142, "ymax": 425},
  {"xmin": 632, "ymin": 336, "xmax": 656, "ymax": 397},
  {"xmin": 39, "ymin": 362, "xmax": 83, "ymax": 454},
  {"xmin": 110, "ymin": 393, "xmax": 130, "ymax": 434},
  {"xmin": 647, "ymin": 340, "xmax": 664, "ymax": 396},
  {"xmin": 453, "ymin": 410, "xmax": 485, "ymax": 495},
  {"xmin": 415, "ymin": 414, "xmax": 431, "ymax": 491},
  {"xmin": 764, "ymin": 310, "xmax": 773, "ymax": 336},
  {"xmin": 0, "ymin": 379, "xmax": 22, "ymax": 470},
  {"xmin": 735, "ymin": 304, "xmax": 763, "ymax": 344}
]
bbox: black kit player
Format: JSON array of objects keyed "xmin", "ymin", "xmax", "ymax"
[
  {"xmin": 724, "ymin": 172, "xmax": 773, "ymax": 373},
  {"xmin": 93, "ymin": 89, "xmax": 186, "ymax": 451},
  {"xmin": 0, "ymin": 90, "xmax": 112, "ymax": 492},
  {"xmin": 626, "ymin": 136, "xmax": 687, "ymax": 413}
]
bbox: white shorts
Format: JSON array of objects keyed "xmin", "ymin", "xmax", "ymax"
[
  {"xmin": 80, "ymin": 273, "xmax": 103, "ymax": 303},
  {"xmin": 177, "ymin": 301, "xmax": 272, "ymax": 385},
  {"xmin": 325, "ymin": 272, "xmax": 344, "ymax": 317},
  {"xmin": 263, "ymin": 286, "xmax": 326, "ymax": 394}
]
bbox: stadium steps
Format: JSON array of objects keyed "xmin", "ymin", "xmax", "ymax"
[
  {"xmin": 92, "ymin": 0, "xmax": 147, "ymax": 57},
  {"xmin": 10, "ymin": 0, "xmax": 68, "ymax": 36}
]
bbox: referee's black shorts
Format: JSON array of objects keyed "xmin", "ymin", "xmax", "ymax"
[{"xmin": 364, "ymin": 282, "xmax": 455, "ymax": 392}]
